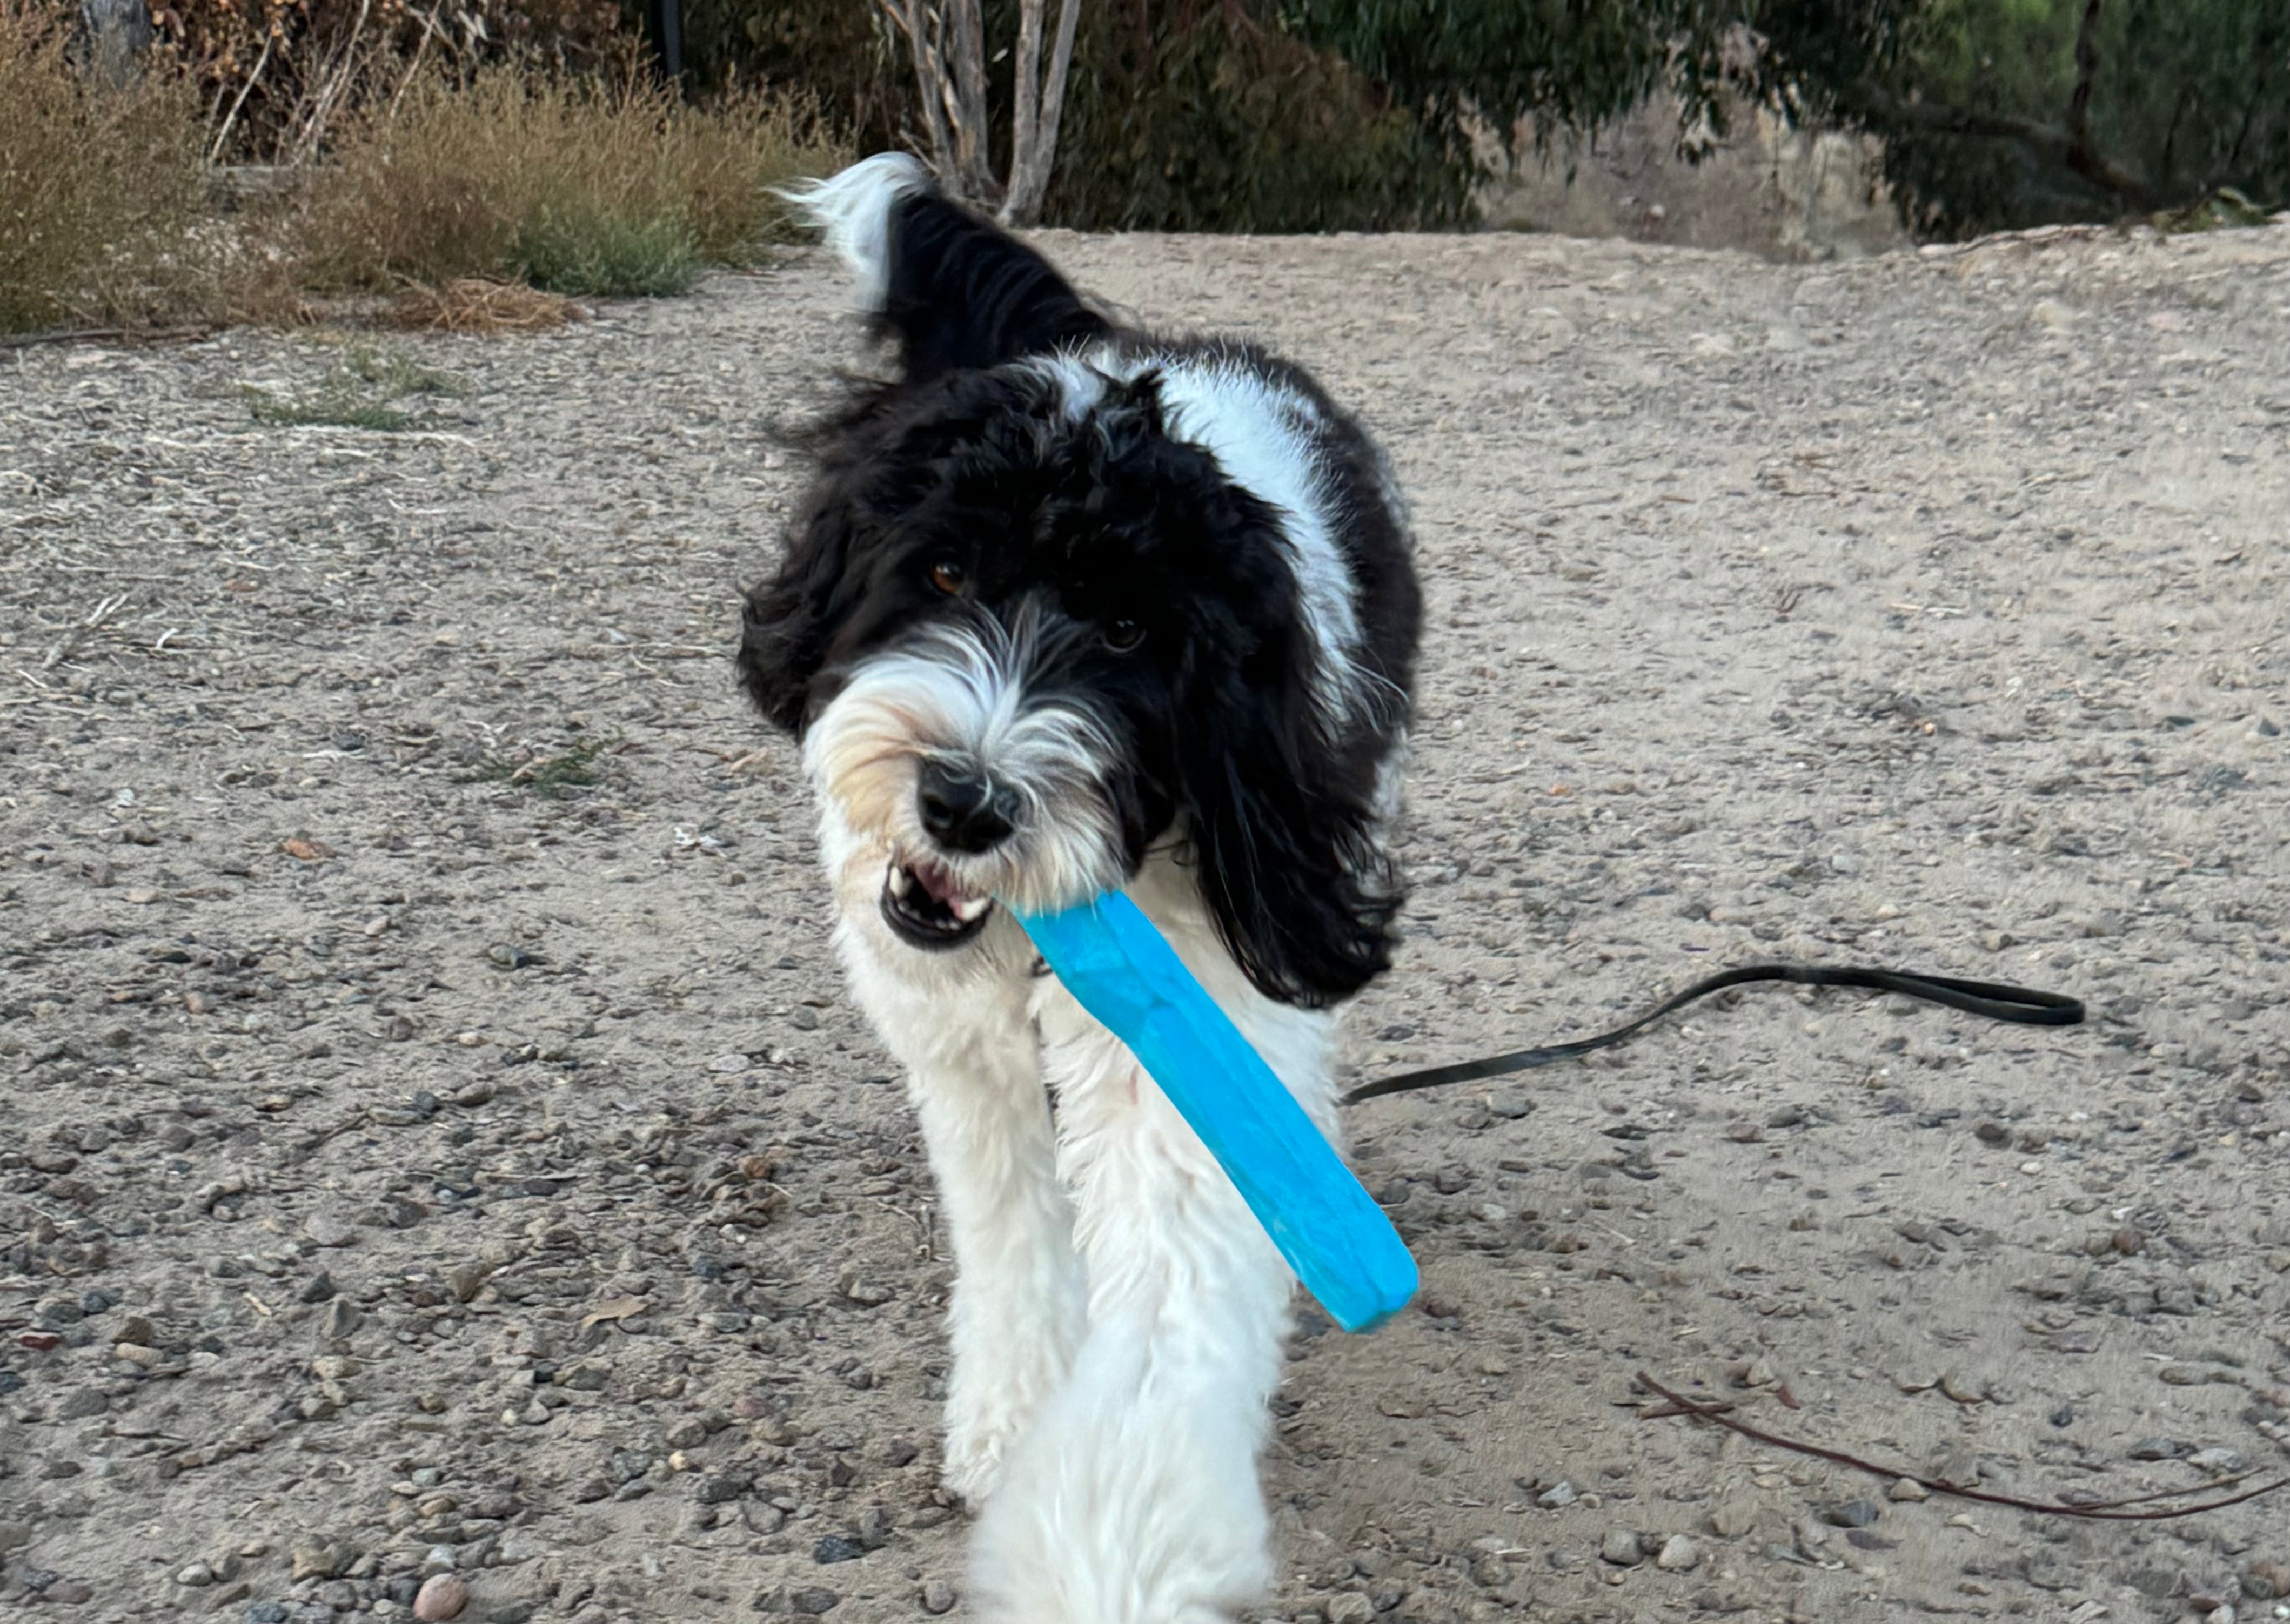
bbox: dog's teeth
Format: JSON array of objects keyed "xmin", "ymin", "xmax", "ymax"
[
  {"xmin": 887, "ymin": 865, "xmax": 914, "ymax": 897},
  {"xmin": 949, "ymin": 896, "xmax": 992, "ymax": 923}
]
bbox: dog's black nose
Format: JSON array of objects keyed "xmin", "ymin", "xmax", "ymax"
[{"xmin": 918, "ymin": 761, "xmax": 1015, "ymax": 853}]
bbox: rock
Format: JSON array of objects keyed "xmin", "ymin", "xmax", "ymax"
[
  {"xmin": 1600, "ymin": 1528, "xmax": 1644, "ymax": 1566},
  {"xmin": 920, "ymin": 1580, "xmax": 956, "ymax": 1615},
  {"xmin": 1823, "ymin": 1499, "xmax": 1881, "ymax": 1528},
  {"xmin": 297, "ymin": 1272, "xmax": 337, "ymax": 1305},
  {"xmin": 2128, "ymin": 1567, "xmax": 2183, "ymax": 1600},
  {"xmin": 695, "ymin": 1474, "xmax": 751, "ymax": 1505},
  {"xmin": 2189, "ymin": 1447, "xmax": 2245, "ymax": 1475},
  {"xmin": 813, "ymin": 1535, "xmax": 866, "ymax": 1564},
  {"xmin": 304, "ymin": 1213, "xmax": 358, "ymax": 1248},
  {"xmin": 1326, "ymin": 1595, "xmax": 1377, "ymax": 1624},
  {"xmin": 245, "ymin": 1605, "xmax": 290, "ymax": 1624},
  {"xmin": 56, "ymin": 1388, "xmax": 109, "ymax": 1419},
  {"xmin": 856, "ymin": 1504, "xmax": 895, "ymax": 1549},
  {"xmin": 291, "ymin": 1539, "xmax": 355, "ymax": 1581},
  {"xmin": 413, "ymin": 1574, "xmax": 468, "ymax": 1622},
  {"xmin": 1536, "ymin": 1480, "xmax": 1577, "ymax": 1509},
  {"xmin": 320, "ymin": 1299, "xmax": 360, "ymax": 1339},
  {"xmin": 2244, "ymin": 1561, "xmax": 2290, "ymax": 1600},
  {"xmin": 2129, "ymin": 1437, "xmax": 2188, "ymax": 1461},
  {"xmin": 46, "ymin": 1579, "xmax": 94, "ymax": 1604},
  {"xmin": 790, "ymin": 1589, "xmax": 841, "ymax": 1615},
  {"xmin": 177, "ymin": 1561, "xmax": 215, "ymax": 1586},
  {"xmin": 446, "ymin": 1263, "xmax": 493, "ymax": 1304},
  {"xmin": 1889, "ymin": 1478, "xmax": 1929, "ymax": 1502},
  {"xmin": 1707, "ymin": 1499, "xmax": 1756, "ymax": 1538},
  {"xmin": 1655, "ymin": 1534, "xmax": 1702, "ymax": 1572}
]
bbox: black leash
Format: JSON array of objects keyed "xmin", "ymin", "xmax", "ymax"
[{"xmin": 1340, "ymin": 963, "xmax": 2083, "ymax": 1108}]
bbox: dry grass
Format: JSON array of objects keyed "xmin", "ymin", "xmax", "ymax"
[
  {"xmin": 294, "ymin": 58, "xmax": 843, "ymax": 297},
  {"xmin": 2, "ymin": 0, "xmax": 837, "ymax": 335},
  {"xmin": 0, "ymin": 0, "xmax": 218, "ymax": 332},
  {"xmin": 378, "ymin": 276, "xmax": 581, "ymax": 334}
]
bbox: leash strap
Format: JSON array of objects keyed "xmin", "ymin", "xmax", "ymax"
[{"xmin": 1340, "ymin": 963, "xmax": 2083, "ymax": 1108}]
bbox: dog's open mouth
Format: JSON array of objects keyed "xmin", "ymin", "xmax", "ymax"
[{"xmin": 880, "ymin": 857, "xmax": 995, "ymax": 949}]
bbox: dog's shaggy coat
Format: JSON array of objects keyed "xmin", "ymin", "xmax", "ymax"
[{"xmin": 738, "ymin": 153, "xmax": 1420, "ymax": 1623}]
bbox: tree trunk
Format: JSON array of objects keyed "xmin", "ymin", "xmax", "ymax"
[
  {"xmin": 79, "ymin": 0, "xmax": 151, "ymax": 88},
  {"xmin": 944, "ymin": 0, "xmax": 997, "ymax": 203},
  {"xmin": 1000, "ymin": 0, "xmax": 1081, "ymax": 225}
]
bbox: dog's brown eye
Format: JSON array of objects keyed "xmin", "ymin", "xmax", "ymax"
[
  {"xmin": 928, "ymin": 558, "xmax": 966, "ymax": 596},
  {"xmin": 1103, "ymin": 617, "xmax": 1145, "ymax": 652}
]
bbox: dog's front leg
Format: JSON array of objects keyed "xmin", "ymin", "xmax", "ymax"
[
  {"xmin": 836, "ymin": 920, "xmax": 1086, "ymax": 1507},
  {"xmin": 970, "ymin": 1008, "xmax": 1325, "ymax": 1624}
]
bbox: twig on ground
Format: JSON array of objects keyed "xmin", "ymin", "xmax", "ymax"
[
  {"xmin": 1633, "ymin": 1371, "xmax": 2289, "ymax": 1523},
  {"xmin": 41, "ymin": 594, "xmax": 131, "ymax": 670},
  {"xmin": 0, "ymin": 326, "xmax": 217, "ymax": 351}
]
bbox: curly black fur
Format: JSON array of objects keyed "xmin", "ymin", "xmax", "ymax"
[{"xmin": 739, "ymin": 182, "xmax": 1418, "ymax": 1006}]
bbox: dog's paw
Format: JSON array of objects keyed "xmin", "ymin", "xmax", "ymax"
[{"xmin": 940, "ymin": 1406, "xmax": 1023, "ymax": 1506}]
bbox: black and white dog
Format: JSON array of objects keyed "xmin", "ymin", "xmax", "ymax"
[{"xmin": 738, "ymin": 154, "xmax": 1421, "ymax": 1622}]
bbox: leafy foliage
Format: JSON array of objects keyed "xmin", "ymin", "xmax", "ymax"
[
  {"xmin": 1046, "ymin": 0, "xmax": 1461, "ymax": 229},
  {"xmin": 1751, "ymin": 0, "xmax": 2289, "ymax": 236},
  {"xmin": 1280, "ymin": 0, "xmax": 1742, "ymax": 170},
  {"xmin": 657, "ymin": 0, "xmax": 1462, "ymax": 230}
]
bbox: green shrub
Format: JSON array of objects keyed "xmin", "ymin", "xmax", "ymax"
[{"xmin": 514, "ymin": 211, "xmax": 699, "ymax": 296}]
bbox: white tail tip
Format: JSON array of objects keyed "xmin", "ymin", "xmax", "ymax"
[{"xmin": 778, "ymin": 152, "xmax": 937, "ymax": 313}]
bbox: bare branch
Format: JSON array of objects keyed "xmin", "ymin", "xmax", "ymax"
[
  {"xmin": 945, "ymin": 0, "xmax": 996, "ymax": 203},
  {"xmin": 1846, "ymin": 80, "xmax": 2160, "ymax": 212},
  {"xmin": 1001, "ymin": 0, "xmax": 1081, "ymax": 224},
  {"xmin": 876, "ymin": 0, "xmax": 957, "ymax": 186},
  {"xmin": 1007, "ymin": 0, "xmax": 1045, "ymax": 211}
]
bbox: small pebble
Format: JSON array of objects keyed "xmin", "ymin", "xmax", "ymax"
[
  {"xmin": 1599, "ymin": 1528, "xmax": 1643, "ymax": 1566},
  {"xmin": 1537, "ymin": 1481, "xmax": 1577, "ymax": 1509},
  {"xmin": 1889, "ymin": 1478, "xmax": 1929, "ymax": 1502},
  {"xmin": 1655, "ymin": 1534, "xmax": 1702, "ymax": 1572},
  {"xmin": 1824, "ymin": 1500, "xmax": 1881, "ymax": 1528},
  {"xmin": 920, "ymin": 1580, "xmax": 956, "ymax": 1614}
]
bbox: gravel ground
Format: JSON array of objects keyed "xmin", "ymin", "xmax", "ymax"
[{"xmin": 3, "ymin": 218, "xmax": 2288, "ymax": 1624}]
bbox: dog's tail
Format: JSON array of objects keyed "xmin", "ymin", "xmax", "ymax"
[{"xmin": 779, "ymin": 152, "xmax": 1108, "ymax": 383}]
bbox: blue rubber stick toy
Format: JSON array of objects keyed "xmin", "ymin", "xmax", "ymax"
[{"xmin": 1013, "ymin": 891, "xmax": 1418, "ymax": 1332}]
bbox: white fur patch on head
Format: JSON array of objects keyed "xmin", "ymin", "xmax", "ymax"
[
  {"xmin": 778, "ymin": 151, "xmax": 936, "ymax": 314},
  {"xmin": 802, "ymin": 611, "xmax": 1131, "ymax": 915},
  {"xmin": 1148, "ymin": 354, "xmax": 1377, "ymax": 726}
]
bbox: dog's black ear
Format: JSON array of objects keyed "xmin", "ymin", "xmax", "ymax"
[
  {"xmin": 787, "ymin": 153, "xmax": 1108, "ymax": 384},
  {"xmin": 1178, "ymin": 620, "xmax": 1404, "ymax": 1009},
  {"xmin": 737, "ymin": 497, "xmax": 854, "ymax": 737}
]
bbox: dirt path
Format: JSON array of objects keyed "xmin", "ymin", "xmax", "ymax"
[{"xmin": 3, "ymin": 220, "xmax": 2288, "ymax": 1624}]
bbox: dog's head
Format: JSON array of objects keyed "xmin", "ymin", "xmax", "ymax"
[{"xmin": 740, "ymin": 157, "xmax": 1407, "ymax": 1006}]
